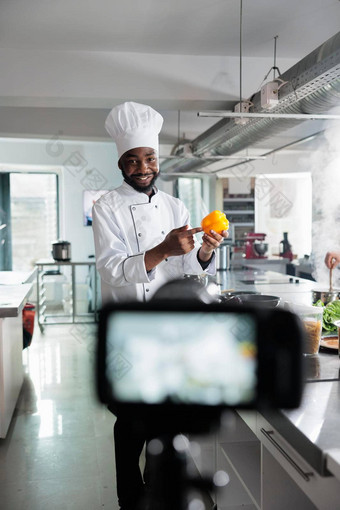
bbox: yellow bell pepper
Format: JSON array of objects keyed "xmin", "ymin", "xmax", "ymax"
[{"xmin": 201, "ymin": 210, "xmax": 229, "ymax": 235}]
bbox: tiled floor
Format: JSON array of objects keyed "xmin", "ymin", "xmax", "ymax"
[{"xmin": 0, "ymin": 322, "xmax": 119, "ymax": 510}]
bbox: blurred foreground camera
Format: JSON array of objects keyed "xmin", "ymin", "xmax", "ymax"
[{"xmin": 96, "ymin": 300, "xmax": 304, "ymax": 435}]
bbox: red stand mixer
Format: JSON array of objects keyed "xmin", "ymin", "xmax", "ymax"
[{"xmin": 245, "ymin": 233, "xmax": 268, "ymax": 259}]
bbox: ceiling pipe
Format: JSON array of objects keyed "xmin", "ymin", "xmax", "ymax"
[
  {"xmin": 206, "ymin": 129, "xmax": 326, "ymax": 176},
  {"xmin": 160, "ymin": 130, "xmax": 325, "ymax": 181},
  {"xmin": 160, "ymin": 31, "xmax": 340, "ymax": 176}
]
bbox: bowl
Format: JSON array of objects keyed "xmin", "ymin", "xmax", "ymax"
[
  {"xmin": 312, "ymin": 290, "xmax": 340, "ymax": 305},
  {"xmin": 253, "ymin": 242, "xmax": 268, "ymax": 256}
]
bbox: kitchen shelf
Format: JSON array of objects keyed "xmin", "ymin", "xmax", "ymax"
[
  {"xmin": 35, "ymin": 259, "xmax": 99, "ymax": 332},
  {"xmin": 223, "ymin": 194, "xmax": 255, "ymax": 243},
  {"xmin": 220, "ymin": 441, "xmax": 261, "ymax": 508}
]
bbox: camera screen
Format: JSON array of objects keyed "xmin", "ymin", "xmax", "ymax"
[{"xmin": 105, "ymin": 310, "xmax": 258, "ymax": 407}]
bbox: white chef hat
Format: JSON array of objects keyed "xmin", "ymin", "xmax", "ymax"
[{"xmin": 105, "ymin": 102, "xmax": 164, "ymax": 160}]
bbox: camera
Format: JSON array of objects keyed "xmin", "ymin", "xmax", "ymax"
[{"xmin": 96, "ymin": 300, "xmax": 304, "ymax": 436}]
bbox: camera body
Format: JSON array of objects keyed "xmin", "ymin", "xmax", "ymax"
[{"xmin": 96, "ymin": 301, "xmax": 304, "ymax": 436}]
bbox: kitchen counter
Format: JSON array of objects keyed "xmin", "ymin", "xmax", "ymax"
[
  {"xmin": 215, "ymin": 269, "xmax": 340, "ymax": 476},
  {"xmin": 0, "ymin": 284, "xmax": 34, "ymax": 318},
  {"xmin": 214, "ymin": 268, "xmax": 340, "ymax": 478},
  {"xmin": 0, "ymin": 268, "xmax": 37, "ymax": 286},
  {"xmin": 191, "ymin": 268, "xmax": 340, "ymax": 508},
  {"xmin": 0, "ymin": 269, "xmax": 36, "ymax": 318},
  {"xmin": 230, "ymin": 256, "xmax": 290, "ymax": 274},
  {"xmin": 262, "ymin": 353, "xmax": 340, "ymax": 477},
  {"xmin": 0, "ymin": 270, "xmax": 35, "ymax": 438},
  {"xmin": 215, "ymin": 268, "xmax": 317, "ymax": 305}
]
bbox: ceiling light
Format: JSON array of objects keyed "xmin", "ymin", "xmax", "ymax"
[
  {"xmin": 197, "ymin": 112, "xmax": 340, "ymax": 120},
  {"xmin": 159, "ymin": 155, "xmax": 266, "ymax": 160}
]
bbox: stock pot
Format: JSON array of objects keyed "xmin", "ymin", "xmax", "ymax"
[{"xmin": 52, "ymin": 240, "xmax": 71, "ymax": 261}]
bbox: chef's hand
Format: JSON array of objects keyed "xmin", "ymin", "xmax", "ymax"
[
  {"xmin": 198, "ymin": 229, "xmax": 229, "ymax": 263},
  {"xmin": 325, "ymin": 251, "xmax": 340, "ymax": 269},
  {"xmin": 144, "ymin": 225, "xmax": 202, "ymax": 271},
  {"xmin": 162, "ymin": 225, "xmax": 202, "ymax": 256}
]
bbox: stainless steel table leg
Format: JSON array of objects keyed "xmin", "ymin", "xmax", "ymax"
[
  {"xmin": 71, "ymin": 264, "xmax": 76, "ymax": 323},
  {"xmin": 36, "ymin": 268, "xmax": 40, "ymax": 330},
  {"xmin": 37, "ymin": 266, "xmax": 46, "ymax": 333}
]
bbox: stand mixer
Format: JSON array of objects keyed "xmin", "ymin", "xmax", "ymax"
[{"xmin": 245, "ymin": 233, "xmax": 268, "ymax": 259}]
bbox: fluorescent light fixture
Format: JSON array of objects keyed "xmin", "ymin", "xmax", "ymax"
[
  {"xmin": 198, "ymin": 112, "xmax": 340, "ymax": 120},
  {"xmin": 159, "ymin": 155, "xmax": 266, "ymax": 160},
  {"xmin": 0, "ymin": 224, "xmax": 6, "ymax": 231}
]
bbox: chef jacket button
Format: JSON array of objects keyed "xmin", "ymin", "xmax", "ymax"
[
  {"xmin": 165, "ymin": 258, "xmax": 168, "ymax": 262},
  {"xmin": 132, "ymin": 206, "xmax": 136, "ymax": 210},
  {"xmin": 155, "ymin": 205, "xmax": 158, "ymax": 209},
  {"xmin": 161, "ymin": 230, "xmax": 165, "ymax": 235},
  {"xmin": 138, "ymin": 233, "xmax": 142, "ymax": 237},
  {"xmin": 145, "ymin": 288, "xmax": 149, "ymax": 292}
]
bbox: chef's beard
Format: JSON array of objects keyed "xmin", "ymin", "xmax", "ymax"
[{"xmin": 122, "ymin": 170, "xmax": 159, "ymax": 194}]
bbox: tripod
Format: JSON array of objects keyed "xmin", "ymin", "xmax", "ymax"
[
  {"xmin": 142, "ymin": 433, "xmax": 216, "ymax": 510},
  {"xmin": 136, "ymin": 407, "xmax": 228, "ymax": 510}
]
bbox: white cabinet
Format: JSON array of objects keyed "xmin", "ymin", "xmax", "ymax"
[
  {"xmin": 0, "ymin": 315, "xmax": 23, "ymax": 438},
  {"xmin": 261, "ymin": 446, "xmax": 317, "ymax": 510},
  {"xmin": 189, "ymin": 411, "xmax": 340, "ymax": 509},
  {"xmin": 190, "ymin": 413, "xmax": 260, "ymax": 509},
  {"xmin": 257, "ymin": 414, "xmax": 340, "ymax": 510}
]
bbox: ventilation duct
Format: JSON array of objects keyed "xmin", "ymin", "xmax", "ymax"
[{"xmin": 160, "ymin": 31, "xmax": 340, "ymax": 176}]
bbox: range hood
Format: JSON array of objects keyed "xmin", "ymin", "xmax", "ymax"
[{"xmin": 160, "ymin": 31, "xmax": 340, "ymax": 176}]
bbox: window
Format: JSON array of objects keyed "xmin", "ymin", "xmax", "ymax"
[
  {"xmin": 176, "ymin": 177, "xmax": 204, "ymax": 228},
  {"xmin": 0, "ymin": 174, "xmax": 11, "ymax": 270},
  {"xmin": 10, "ymin": 173, "xmax": 58, "ymax": 271}
]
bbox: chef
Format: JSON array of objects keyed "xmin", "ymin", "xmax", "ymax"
[
  {"xmin": 92, "ymin": 101, "xmax": 228, "ymax": 510},
  {"xmin": 92, "ymin": 101, "xmax": 227, "ymax": 305}
]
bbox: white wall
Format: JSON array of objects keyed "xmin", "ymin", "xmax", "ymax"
[{"xmin": 255, "ymin": 173, "xmax": 312, "ymax": 258}]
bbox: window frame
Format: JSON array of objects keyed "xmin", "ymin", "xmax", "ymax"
[{"xmin": 0, "ymin": 165, "xmax": 62, "ymax": 270}]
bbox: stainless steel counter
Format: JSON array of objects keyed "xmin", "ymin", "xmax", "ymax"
[
  {"xmin": 215, "ymin": 268, "xmax": 340, "ymax": 478},
  {"xmin": 215, "ymin": 268, "xmax": 317, "ymax": 305},
  {"xmin": 262, "ymin": 371, "xmax": 340, "ymax": 476}
]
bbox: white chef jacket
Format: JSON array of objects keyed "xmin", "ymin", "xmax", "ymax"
[{"xmin": 92, "ymin": 181, "xmax": 216, "ymax": 304}]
